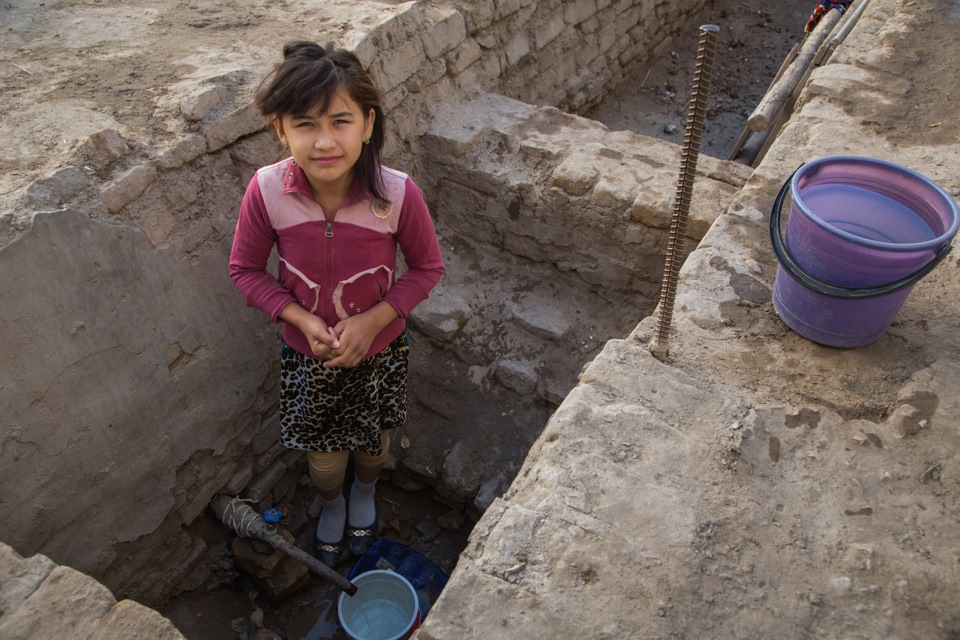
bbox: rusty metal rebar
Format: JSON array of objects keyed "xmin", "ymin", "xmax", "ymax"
[{"xmin": 650, "ymin": 24, "xmax": 720, "ymax": 361}]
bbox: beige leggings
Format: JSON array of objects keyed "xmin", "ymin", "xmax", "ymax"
[{"xmin": 306, "ymin": 431, "xmax": 391, "ymax": 491}]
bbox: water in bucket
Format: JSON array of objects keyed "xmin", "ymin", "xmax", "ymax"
[
  {"xmin": 771, "ymin": 156, "xmax": 959, "ymax": 348},
  {"xmin": 343, "ymin": 597, "xmax": 411, "ymax": 638},
  {"xmin": 801, "ymin": 183, "xmax": 938, "ymax": 245},
  {"xmin": 338, "ymin": 570, "xmax": 420, "ymax": 640}
]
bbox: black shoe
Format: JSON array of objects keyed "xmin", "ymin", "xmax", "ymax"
[
  {"xmin": 313, "ymin": 536, "xmax": 345, "ymax": 567},
  {"xmin": 345, "ymin": 500, "xmax": 379, "ymax": 556},
  {"xmin": 313, "ymin": 504, "xmax": 346, "ymax": 567}
]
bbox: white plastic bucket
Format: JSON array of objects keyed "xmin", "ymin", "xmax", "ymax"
[{"xmin": 337, "ymin": 570, "xmax": 420, "ymax": 640}]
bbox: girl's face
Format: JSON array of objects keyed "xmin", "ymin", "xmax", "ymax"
[{"xmin": 275, "ymin": 91, "xmax": 375, "ymax": 205}]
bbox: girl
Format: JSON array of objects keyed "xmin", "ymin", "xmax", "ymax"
[{"xmin": 229, "ymin": 41, "xmax": 444, "ymax": 566}]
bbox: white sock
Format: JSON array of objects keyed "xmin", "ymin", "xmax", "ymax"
[
  {"xmin": 316, "ymin": 494, "xmax": 346, "ymax": 543},
  {"xmin": 348, "ymin": 478, "xmax": 377, "ymax": 528}
]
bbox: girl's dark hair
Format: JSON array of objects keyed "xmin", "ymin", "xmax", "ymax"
[{"xmin": 255, "ymin": 41, "xmax": 387, "ymax": 202}]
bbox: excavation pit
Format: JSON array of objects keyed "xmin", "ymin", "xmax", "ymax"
[
  {"xmin": 0, "ymin": 0, "xmax": 867, "ymax": 638},
  {"xmin": 160, "ymin": 3, "xmax": 806, "ymax": 635},
  {"xmin": 5, "ymin": 0, "xmax": 960, "ymax": 636}
]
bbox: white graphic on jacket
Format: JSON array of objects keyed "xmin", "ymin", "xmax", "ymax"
[{"xmin": 279, "ymin": 258, "xmax": 394, "ymax": 320}]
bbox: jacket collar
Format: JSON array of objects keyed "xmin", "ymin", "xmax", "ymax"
[{"xmin": 280, "ymin": 159, "xmax": 368, "ymax": 208}]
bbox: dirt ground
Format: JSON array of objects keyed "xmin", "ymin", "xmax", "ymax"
[{"xmin": 586, "ymin": 0, "xmax": 814, "ymax": 159}]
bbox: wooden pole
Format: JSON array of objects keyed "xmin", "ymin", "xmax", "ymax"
[
  {"xmin": 727, "ymin": 41, "xmax": 800, "ymax": 161},
  {"xmin": 746, "ymin": 9, "xmax": 844, "ymax": 133}
]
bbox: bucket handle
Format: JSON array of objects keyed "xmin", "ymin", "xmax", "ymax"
[{"xmin": 770, "ymin": 166, "xmax": 954, "ymax": 299}]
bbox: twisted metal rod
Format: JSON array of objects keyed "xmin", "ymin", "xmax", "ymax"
[{"xmin": 650, "ymin": 25, "xmax": 720, "ymax": 360}]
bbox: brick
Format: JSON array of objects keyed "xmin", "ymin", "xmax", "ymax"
[
  {"xmin": 637, "ymin": 0, "xmax": 656, "ymax": 21},
  {"xmin": 463, "ymin": 0, "xmax": 495, "ymax": 31},
  {"xmin": 245, "ymin": 458, "xmax": 288, "ymax": 505},
  {"xmin": 408, "ymin": 289, "xmax": 473, "ymax": 341},
  {"xmin": 630, "ymin": 181, "xmax": 673, "ymax": 229},
  {"xmin": 222, "ymin": 462, "xmax": 254, "ymax": 496},
  {"xmin": 228, "ymin": 131, "xmax": 280, "ymax": 169},
  {"xmin": 81, "ymin": 129, "xmax": 129, "ymax": 168},
  {"xmin": 493, "ymin": 0, "xmax": 524, "ymax": 21},
  {"xmin": 518, "ymin": 137, "xmax": 566, "ymax": 160},
  {"xmin": 508, "ymin": 300, "xmax": 571, "ymax": 341},
  {"xmin": 592, "ymin": 177, "xmax": 635, "ymax": 211},
  {"xmin": 405, "ymin": 59, "xmax": 446, "ymax": 94},
  {"xmin": 374, "ymin": 37, "xmax": 427, "ymax": 93},
  {"xmin": 390, "ymin": 103, "xmax": 419, "ymax": 147},
  {"xmin": 138, "ymin": 200, "xmax": 177, "ymax": 246},
  {"xmin": 495, "ymin": 359, "xmax": 538, "ymax": 395},
  {"xmin": 478, "ymin": 47, "xmax": 503, "ymax": 79},
  {"xmin": 422, "ymin": 75, "xmax": 458, "ymax": 108},
  {"xmin": 436, "ymin": 441, "xmax": 486, "ymax": 507},
  {"xmin": 204, "ymin": 104, "xmax": 264, "ymax": 152},
  {"xmin": 574, "ymin": 36, "xmax": 601, "ymax": 68},
  {"xmin": 505, "ymin": 32, "xmax": 530, "ymax": 65},
  {"xmin": 476, "ymin": 33, "xmax": 498, "ymax": 49},
  {"xmin": 599, "ymin": 21, "xmax": 619, "ymax": 53},
  {"xmin": 564, "ymin": 0, "xmax": 598, "ymax": 25},
  {"xmin": 155, "ymin": 134, "xmax": 207, "ymax": 170},
  {"xmin": 394, "ymin": 2, "xmax": 428, "ymax": 35},
  {"xmin": 180, "ymin": 85, "xmax": 229, "ymax": 122},
  {"xmin": 383, "ymin": 82, "xmax": 410, "ymax": 114},
  {"xmin": 421, "ymin": 125, "xmax": 483, "ymax": 160},
  {"xmin": 101, "ymin": 164, "xmax": 157, "ymax": 214},
  {"xmin": 352, "ymin": 37, "xmax": 379, "ymax": 70},
  {"xmin": 26, "ymin": 167, "xmax": 89, "ymax": 209},
  {"xmin": 617, "ymin": 5, "xmax": 640, "ymax": 35},
  {"xmin": 445, "ymin": 39, "xmax": 482, "ymax": 76},
  {"xmin": 454, "ymin": 64, "xmax": 483, "ymax": 94},
  {"xmin": 421, "ymin": 7, "xmax": 467, "ymax": 59},
  {"xmin": 535, "ymin": 13, "xmax": 565, "ymax": 50},
  {"xmin": 550, "ymin": 155, "xmax": 598, "ymax": 196}
]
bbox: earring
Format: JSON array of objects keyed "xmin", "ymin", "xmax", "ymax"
[{"xmin": 364, "ymin": 138, "xmax": 371, "ymax": 145}]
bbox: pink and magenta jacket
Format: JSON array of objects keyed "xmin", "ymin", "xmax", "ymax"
[{"xmin": 229, "ymin": 159, "xmax": 444, "ymax": 359}]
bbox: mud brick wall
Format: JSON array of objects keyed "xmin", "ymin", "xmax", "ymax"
[
  {"xmin": 418, "ymin": 92, "xmax": 749, "ymax": 302},
  {"xmin": 364, "ymin": 0, "xmax": 710, "ymax": 164}
]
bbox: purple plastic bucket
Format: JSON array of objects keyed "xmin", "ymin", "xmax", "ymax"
[{"xmin": 771, "ymin": 156, "xmax": 959, "ymax": 348}]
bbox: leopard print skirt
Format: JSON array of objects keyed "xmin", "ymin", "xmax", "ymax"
[{"xmin": 279, "ymin": 332, "xmax": 409, "ymax": 455}]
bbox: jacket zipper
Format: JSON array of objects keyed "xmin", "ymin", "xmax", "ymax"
[{"xmin": 323, "ymin": 221, "xmax": 335, "ymax": 321}]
